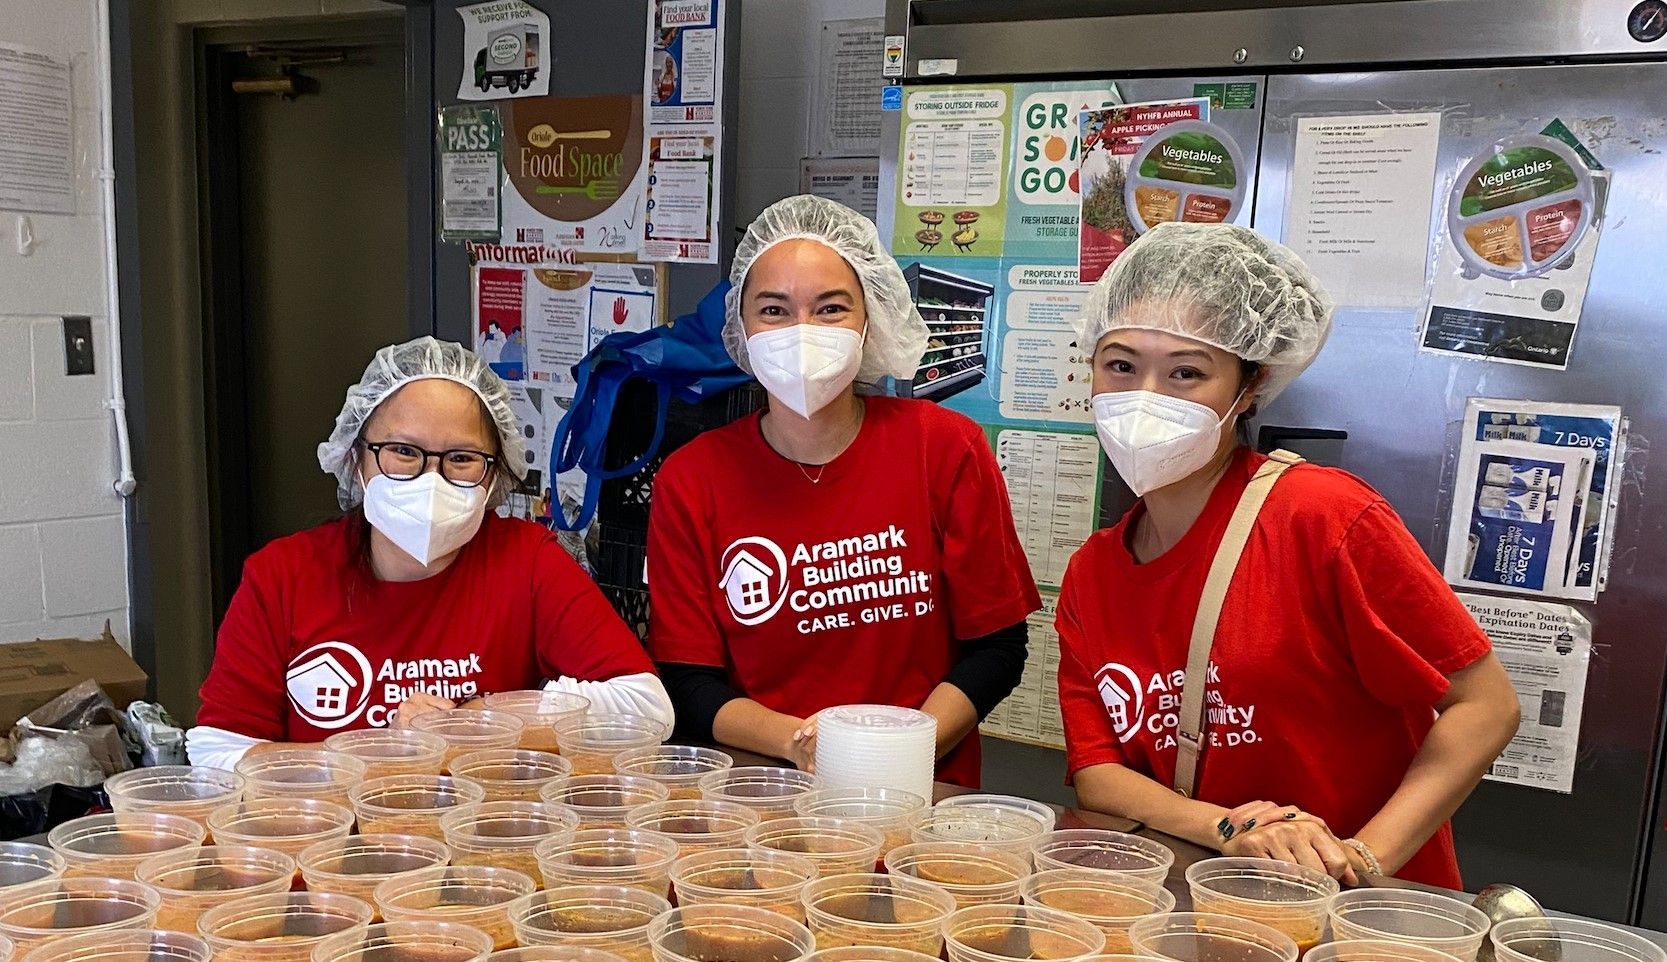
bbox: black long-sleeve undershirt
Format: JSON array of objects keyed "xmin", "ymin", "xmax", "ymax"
[{"xmin": 658, "ymin": 619, "xmax": 1031, "ymax": 743}]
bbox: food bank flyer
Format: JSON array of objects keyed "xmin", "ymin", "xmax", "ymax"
[
  {"xmin": 892, "ymin": 85, "xmax": 1014, "ymax": 259},
  {"xmin": 1075, "ymin": 98, "xmax": 1207, "ymax": 284}
]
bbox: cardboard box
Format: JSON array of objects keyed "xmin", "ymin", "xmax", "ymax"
[{"xmin": 0, "ymin": 626, "xmax": 148, "ymax": 731}]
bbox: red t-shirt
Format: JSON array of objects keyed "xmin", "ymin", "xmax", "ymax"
[
  {"xmin": 646, "ymin": 397, "xmax": 1042, "ymax": 787},
  {"xmin": 1056, "ymin": 449, "xmax": 1491, "ymax": 889},
  {"xmin": 197, "ymin": 514, "xmax": 654, "ymax": 740}
]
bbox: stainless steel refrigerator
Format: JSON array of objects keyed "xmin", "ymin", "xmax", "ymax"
[{"xmin": 880, "ymin": 0, "xmax": 1667, "ymax": 925}]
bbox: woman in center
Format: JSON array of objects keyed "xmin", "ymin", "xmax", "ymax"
[{"xmin": 647, "ymin": 196, "xmax": 1041, "ymax": 785}]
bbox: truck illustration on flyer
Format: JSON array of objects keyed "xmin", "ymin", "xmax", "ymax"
[
  {"xmin": 474, "ymin": 23, "xmax": 540, "ymax": 94},
  {"xmin": 456, "ymin": 0, "xmax": 551, "ymax": 101}
]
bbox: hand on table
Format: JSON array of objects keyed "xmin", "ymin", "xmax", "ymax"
[
  {"xmin": 1223, "ymin": 807, "xmax": 1359, "ymax": 885},
  {"xmin": 786, "ymin": 714, "xmax": 819, "ymax": 772},
  {"xmin": 390, "ymin": 692, "xmax": 455, "ymax": 729}
]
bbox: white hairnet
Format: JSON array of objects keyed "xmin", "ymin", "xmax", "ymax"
[
  {"xmin": 1076, "ymin": 222, "xmax": 1334, "ymax": 403},
  {"xmin": 725, "ymin": 195, "xmax": 928, "ymax": 384},
  {"xmin": 317, "ymin": 336, "xmax": 529, "ymax": 510}
]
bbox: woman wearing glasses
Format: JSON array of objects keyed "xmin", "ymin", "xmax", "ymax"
[{"xmin": 187, "ymin": 337, "xmax": 671, "ymax": 769}]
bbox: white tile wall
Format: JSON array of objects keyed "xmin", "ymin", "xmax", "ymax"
[
  {"xmin": 0, "ymin": 0, "xmax": 130, "ymax": 648},
  {"xmin": 734, "ymin": 0, "xmax": 886, "ymax": 224}
]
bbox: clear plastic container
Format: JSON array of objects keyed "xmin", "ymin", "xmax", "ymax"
[
  {"xmin": 297, "ymin": 833, "xmax": 452, "ymax": 903},
  {"xmin": 536, "ymin": 829, "xmax": 682, "ymax": 896},
  {"xmin": 48, "ymin": 812, "xmax": 206, "ymax": 880},
  {"xmin": 699, "ymin": 768, "xmax": 820, "ymax": 822},
  {"xmin": 1128, "ymin": 912, "xmax": 1299, "ymax": 962},
  {"xmin": 792, "ymin": 788, "xmax": 927, "ymax": 859},
  {"xmin": 351, "ymin": 774, "xmax": 487, "ymax": 841},
  {"xmin": 648, "ymin": 903, "xmax": 815, "ymax": 962},
  {"xmin": 234, "ymin": 749, "xmax": 368, "ymax": 808},
  {"xmin": 104, "ymin": 766, "xmax": 245, "ymax": 829},
  {"xmin": 799, "ymin": 873, "xmax": 958, "ymax": 956},
  {"xmin": 906, "ymin": 807, "xmax": 1044, "ymax": 858},
  {"xmin": 1491, "ymin": 919, "xmax": 1667, "ymax": 962},
  {"xmin": 205, "ymin": 797, "xmax": 356, "ymax": 860},
  {"xmin": 1032, "ymin": 830, "xmax": 1175, "ymax": 883},
  {"xmin": 1022, "ymin": 868, "xmax": 1175, "ymax": 954},
  {"xmin": 552, "ymin": 714, "xmax": 671, "ymax": 776},
  {"xmin": 440, "ymin": 801, "xmax": 581, "ymax": 879},
  {"xmin": 485, "ymin": 950, "xmax": 630, "ymax": 962},
  {"xmin": 1186, "ymin": 858, "xmax": 1337, "ymax": 953},
  {"xmin": 933, "ymin": 795, "xmax": 1056, "ymax": 832},
  {"xmin": 452, "ymin": 749, "xmax": 574, "ymax": 802},
  {"xmin": 0, "ymin": 876, "xmax": 161, "ymax": 955},
  {"xmin": 1328, "ymin": 891, "xmax": 1495, "ymax": 962},
  {"xmin": 0, "ymin": 842, "xmax": 65, "ymax": 890},
  {"xmin": 614, "ymin": 746, "xmax": 735, "ymax": 801},
  {"xmin": 801, "ymin": 949, "xmax": 942, "ymax": 962},
  {"xmin": 310, "ymin": 921, "xmax": 495, "ymax": 962},
  {"xmin": 1309, "ymin": 941, "xmax": 1469, "ymax": 962},
  {"xmin": 746, "ymin": 817, "xmax": 885, "ymax": 877},
  {"xmin": 627, "ymin": 800, "xmax": 763, "ymax": 857},
  {"xmin": 373, "ymin": 865, "xmax": 537, "ymax": 952},
  {"xmin": 670, "ymin": 848, "xmax": 819, "ymax": 919},
  {"xmin": 507, "ymin": 884, "xmax": 673, "ymax": 962},
  {"xmin": 136, "ymin": 845, "xmax": 296, "ymax": 934},
  {"xmin": 883, "ymin": 842, "xmax": 1031, "ymax": 908},
  {"xmin": 15, "ymin": 929, "xmax": 210, "ymax": 962},
  {"xmin": 543, "ymin": 774, "xmax": 673, "ymax": 829},
  {"xmin": 943, "ymin": 903, "xmax": 1108, "ymax": 962},
  {"xmin": 196, "ymin": 891, "xmax": 376, "ymax": 962},
  {"xmin": 325, "ymin": 729, "xmax": 449, "ymax": 780},
  {"xmin": 484, "ymin": 690, "xmax": 592, "ymax": 753},
  {"xmin": 410, "ymin": 710, "xmax": 527, "ymax": 773}
]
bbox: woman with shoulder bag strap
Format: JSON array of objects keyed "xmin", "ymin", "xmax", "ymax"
[{"xmin": 1054, "ymin": 223, "xmax": 1521, "ymax": 889}]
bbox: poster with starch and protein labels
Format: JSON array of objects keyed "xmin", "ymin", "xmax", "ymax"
[
  {"xmin": 1076, "ymin": 98, "xmax": 1212, "ymax": 284},
  {"xmin": 641, "ymin": 0, "xmax": 726, "ymax": 263}
]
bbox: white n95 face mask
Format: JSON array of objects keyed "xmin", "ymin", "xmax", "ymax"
[
  {"xmin": 746, "ymin": 325, "xmax": 864, "ymax": 418},
  {"xmin": 1092, "ymin": 390, "xmax": 1239, "ymax": 497},
  {"xmin": 362, "ymin": 471, "xmax": 489, "ymax": 566}
]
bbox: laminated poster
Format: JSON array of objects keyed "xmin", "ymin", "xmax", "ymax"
[
  {"xmin": 641, "ymin": 0, "xmax": 726, "ymax": 264},
  {"xmin": 1443, "ymin": 398, "xmax": 1624, "ymax": 602},
  {"xmin": 1421, "ymin": 127, "xmax": 1606, "ymax": 369},
  {"xmin": 473, "ymin": 262, "xmax": 658, "ymax": 394},
  {"xmin": 892, "ymin": 86, "xmax": 1014, "ymax": 259},
  {"xmin": 1004, "ymin": 84, "xmax": 1122, "ymax": 260},
  {"xmin": 500, "ymin": 95, "xmax": 646, "ymax": 255},
  {"xmin": 1461, "ymin": 594, "xmax": 1591, "ymax": 794},
  {"xmin": 982, "ymin": 590, "xmax": 1066, "ymax": 750},
  {"xmin": 439, "ymin": 104, "xmax": 502, "ymax": 242},
  {"xmin": 1075, "ymin": 98, "xmax": 1209, "ymax": 284},
  {"xmin": 456, "ymin": 0, "xmax": 550, "ymax": 101},
  {"xmin": 1122, "ymin": 119, "xmax": 1246, "ymax": 236}
]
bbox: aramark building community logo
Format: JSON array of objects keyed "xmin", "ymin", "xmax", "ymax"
[
  {"xmin": 285, "ymin": 641, "xmax": 488, "ymax": 729},
  {"xmin": 717, "ymin": 528, "xmax": 936, "ymax": 634}
]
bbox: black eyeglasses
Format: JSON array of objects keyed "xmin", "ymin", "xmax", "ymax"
[{"xmin": 362, "ymin": 440, "xmax": 497, "ymax": 488}]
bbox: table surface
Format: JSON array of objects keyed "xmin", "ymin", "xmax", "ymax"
[{"xmin": 718, "ymin": 744, "xmax": 1667, "ymax": 948}]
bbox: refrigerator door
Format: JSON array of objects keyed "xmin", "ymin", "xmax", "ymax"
[{"xmin": 1254, "ymin": 64, "xmax": 1667, "ymax": 924}]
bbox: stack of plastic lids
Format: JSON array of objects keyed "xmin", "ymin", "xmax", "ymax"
[{"xmin": 815, "ymin": 705, "xmax": 937, "ymax": 802}]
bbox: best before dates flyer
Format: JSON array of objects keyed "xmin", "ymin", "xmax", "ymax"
[
  {"xmin": 641, "ymin": 0, "xmax": 726, "ymax": 263},
  {"xmin": 1461, "ymin": 593, "xmax": 1592, "ymax": 794},
  {"xmin": 1443, "ymin": 398, "xmax": 1624, "ymax": 601}
]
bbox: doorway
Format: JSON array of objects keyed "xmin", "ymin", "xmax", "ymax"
[{"xmin": 198, "ymin": 19, "xmax": 411, "ymax": 620}]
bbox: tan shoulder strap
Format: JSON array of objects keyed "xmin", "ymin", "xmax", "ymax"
[{"xmin": 1173, "ymin": 449, "xmax": 1304, "ymax": 798}]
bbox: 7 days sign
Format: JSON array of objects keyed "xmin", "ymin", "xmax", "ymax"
[{"xmin": 1008, "ymin": 84, "xmax": 1119, "ymax": 259}]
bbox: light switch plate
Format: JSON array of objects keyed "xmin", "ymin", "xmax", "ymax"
[{"xmin": 62, "ymin": 316, "xmax": 94, "ymax": 376}]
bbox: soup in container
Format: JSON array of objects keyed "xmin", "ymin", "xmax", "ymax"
[
  {"xmin": 1491, "ymin": 918, "xmax": 1667, "ymax": 962},
  {"xmin": 670, "ymin": 848, "xmax": 819, "ymax": 920},
  {"xmin": 440, "ymin": 801, "xmax": 581, "ymax": 880},
  {"xmin": 234, "ymin": 749, "xmax": 367, "ymax": 809},
  {"xmin": 1021, "ymin": 868, "xmax": 1175, "ymax": 954},
  {"xmin": 373, "ymin": 865, "xmax": 537, "ymax": 952},
  {"xmin": 799, "ymin": 873, "xmax": 957, "ymax": 956},
  {"xmin": 135, "ymin": 845, "xmax": 296, "ymax": 934},
  {"xmin": 543, "ymin": 774, "xmax": 672, "ymax": 829},
  {"xmin": 1128, "ymin": 912, "xmax": 1298, "ymax": 962},
  {"xmin": 0, "ymin": 842, "xmax": 64, "ymax": 891},
  {"xmin": 1031, "ymin": 830, "xmax": 1174, "ymax": 883},
  {"xmin": 628, "ymin": 800, "xmax": 762, "ymax": 858},
  {"xmin": 552, "ymin": 714, "xmax": 670, "ymax": 776},
  {"xmin": 103, "ymin": 766, "xmax": 245, "ymax": 830},
  {"xmin": 791, "ymin": 788, "xmax": 926, "ymax": 859},
  {"xmin": 507, "ymin": 885, "xmax": 673, "ymax": 962},
  {"xmin": 614, "ymin": 746, "xmax": 734, "ymax": 801},
  {"xmin": 195, "ymin": 891, "xmax": 376, "ymax": 962},
  {"xmin": 484, "ymin": 690, "xmax": 592, "ymax": 753},
  {"xmin": 942, "ymin": 903, "xmax": 1107, "ymax": 962},
  {"xmin": 905, "ymin": 807, "xmax": 1043, "ymax": 859},
  {"xmin": 48, "ymin": 812, "xmax": 205, "ymax": 880},
  {"xmin": 0, "ymin": 876, "xmax": 161, "ymax": 956},
  {"xmin": 205, "ymin": 797, "xmax": 356, "ymax": 861},
  {"xmin": 746, "ymin": 817, "xmax": 884, "ymax": 877},
  {"xmin": 536, "ymin": 829, "xmax": 682, "ymax": 896},
  {"xmin": 309, "ymin": 920, "xmax": 495, "ymax": 962},
  {"xmin": 933, "ymin": 795, "xmax": 1056, "ymax": 832},
  {"xmin": 699, "ymin": 768, "xmax": 820, "ymax": 822},
  {"xmin": 647, "ymin": 904, "xmax": 815, "ymax": 962},
  {"xmin": 297, "ymin": 834, "xmax": 452, "ymax": 905},
  {"xmin": 410, "ymin": 710, "xmax": 526, "ymax": 773},
  {"xmin": 1309, "ymin": 941, "xmax": 1470, "ymax": 962},
  {"xmin": 1186, "ymin": 858, "xmax": 1337, "ymax": 954},
  {"xmin": 15, "ymin": 929, "xmax": 210, "ymax": 962},
  {"xmin": 883, "ymin": 842, "xmax": 1030, "ymax": 908},
  {"xmin": 324, "ymin": 729, "xmax": 448, "ymax": 779},
  {"xmin": 351, "ymin": 774, "xmax": 487, "ymax": 841},
  {"xmin": 1327, "ymin": 890, "xmax": 1493, "ymax": 962},
  {"xmin": 452, "ymin": 748, "xmax": 574, "ymax": 802}
]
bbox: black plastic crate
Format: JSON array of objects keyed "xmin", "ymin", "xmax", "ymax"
[
  {"xmin": 596, "ymin": 381, "xmax": 763, "ymax": 532},
  {"xmin": 595, "ymin": 522, "xmax": 650, "ymax": 592},
  {"xmin": 602, "ymin": 584, "xmax": 651, "ymax": 642}
]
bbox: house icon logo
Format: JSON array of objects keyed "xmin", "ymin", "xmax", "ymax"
[
  {"xmin": 718, "ymin": 536, "xmax": 789, "ymax": 626},
  {"xmin": 286, "ymin": 641, "xmax": 374, "ymax": 730},
  {"xmin": 1094, "ymin": 663, "xmax": 1145, "ymax": 744}
]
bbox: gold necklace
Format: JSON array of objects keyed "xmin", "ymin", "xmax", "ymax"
[{"xmin": 795, "ymin": 461, "xmax": 828, "ymax": 485}]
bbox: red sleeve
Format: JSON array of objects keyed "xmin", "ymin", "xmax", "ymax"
[
  {"xmin": 532, "ymin": 534, "xmax": 656, "ymax": 680},
  {"xmin": 1332, "ymin": 501, "xmax": 1493, "ymax": 708},
  {"xmin": 937, "ymin": 422, "xmax": 1042, "ymax": 640},
  {"xmin": 1055, "ymin": 553, "xmax": 1128, "ymax": 779},
  {"xmin": 195, "ymin": 551, "xmax": 291, "ymax": 740},
  {"xmin": 645, "ymin": 454, "xmax": 727, "ymax": 668}
]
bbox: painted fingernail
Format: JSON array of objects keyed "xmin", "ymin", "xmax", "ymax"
[
  {"xmin": 1243, "ymin": 819, "xmax": 1258, "ymax": 831},
  {"xmin": 1285, "ymin": 812, "xmax": 1299, "ymax": 820},
  {"xmin": 1222, "ymin": 825, "xmax": 1235, "ymax": 840},
  {"xmin": 1218, "ymin": 818, "xmax": 1232, "ymax": 835}
]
